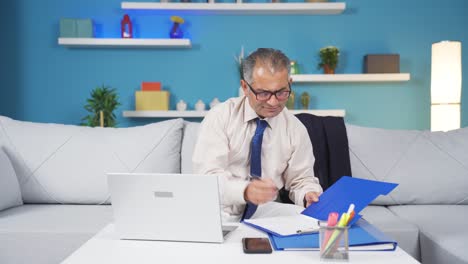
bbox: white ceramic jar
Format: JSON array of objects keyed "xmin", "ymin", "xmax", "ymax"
[
  {"xmin": 195, "ymin": 100, "xmax": 206, "ymax": 111},
  {"xmin": 176, "ymin": 100, "xmax": 187, "ymax": 111}
]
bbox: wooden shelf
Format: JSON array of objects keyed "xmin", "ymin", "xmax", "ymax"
[
  {"xmin": 58, "ymin": 38, "xmax": 191, "ymax": 48},
  {"xmin": 291, "ymin": 73, "xmax": 411, "ymax": 83},
  {"xmin": 123, "ymin": 109, "xmax": 345, "ymax": 118},
  {"xmin": 121, "ymin": 2, "xmax": 346, "ymax": 15}
]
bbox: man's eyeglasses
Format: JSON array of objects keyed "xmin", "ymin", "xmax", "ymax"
[{"xmin": 243, "ymin": 79, "xmax": 292, "ymax": 101}]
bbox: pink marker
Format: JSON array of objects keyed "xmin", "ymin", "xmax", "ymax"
[
  {"xmin": 321, "ymin": 212, "xmax": 339, "ymax": 249},
  {"xmin": 327, "ymin": 212, "xmax": 339, "ymax": 227}
]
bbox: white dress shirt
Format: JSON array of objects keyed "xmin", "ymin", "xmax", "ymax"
[{"xmin": 192, "ymin": 96, "xmax": 322, "ymax": 218}]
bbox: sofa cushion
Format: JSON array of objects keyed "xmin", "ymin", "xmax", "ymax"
[
  {"xmin": 360, "ymin": 205, "xmax": 420, "ymax": 260},
  {"xmin": 181, "ymin": 121, "xmax": 201, "ymax": 174},
  {"xmin": 0, "ymin": 204, "xmax": 113, "ymax": 264},
  {"xmin": 389, "ymin": 205, "xmax": 468, "ymax": 264},
  {"xmin": 0, "ymin": 116, "xmax": 184, "ymax": 204},
  {"xmin": 347, "ymin": 124, "xmax": 468, "ymax": 205},
  {"xmin": 0, "ymin": 146, "xmax": 23, "ymax": 211}
]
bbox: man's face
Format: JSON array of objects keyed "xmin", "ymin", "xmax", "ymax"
[{"xmin": 242, "ymin": 64, "xmax": 291, "ymax": 119}]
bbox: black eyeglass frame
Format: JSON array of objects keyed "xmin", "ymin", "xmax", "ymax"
[{"xmin": 243, "ymin": 79, "xmax": 292, "ymax": 101}]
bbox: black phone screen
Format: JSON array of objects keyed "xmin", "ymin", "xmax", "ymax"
[{"xmin": 242, "ymin": 237, "xmax": 273, "ymax": 254}]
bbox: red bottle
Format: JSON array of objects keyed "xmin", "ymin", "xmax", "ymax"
[{"xmin": 121, "ymin": 14, "xmax": 132, "ymax": 38}]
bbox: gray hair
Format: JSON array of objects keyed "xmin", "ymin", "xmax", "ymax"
[{"xmin": 242, "ymin": 48, "xmax": 291, "ymax": 84}]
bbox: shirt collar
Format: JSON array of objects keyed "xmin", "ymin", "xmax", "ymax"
[{"xmin": 243, "ymin": 96, "xmax": 284, "ymax": 130}]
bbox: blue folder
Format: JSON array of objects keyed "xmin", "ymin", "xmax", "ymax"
[
  {"xmin": 301, "ymin": 176, "xmax": 398, "ymax": 224},
  {"xmin": 269, "ymin": 218, "xmax": 397, "ymax": 251},
  {"xmin": 243, "ymin": 176, "xmax": 399, "ymax": 250}
]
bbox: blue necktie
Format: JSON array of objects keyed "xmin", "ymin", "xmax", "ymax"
[{"xmin": 242, "ymin": 118, "xmax": 268, "ymax": 220}]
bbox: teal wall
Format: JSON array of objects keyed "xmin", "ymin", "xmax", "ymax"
[{"xmin": 1, "ymin": 0, "xmax": 467, "ymax": 129}]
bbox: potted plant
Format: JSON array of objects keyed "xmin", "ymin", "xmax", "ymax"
[
  {"xmin": 318, "ymin": 46, "xmax": 339, "ymax": 74},
  {"xmin": 81, "ymin": 85, "xmax": 121, "ymax": 127}
]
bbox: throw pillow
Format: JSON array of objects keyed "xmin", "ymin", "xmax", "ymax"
[{"xmin": 0, "ymin": 116, "xmax": 184, "ymax": 204}]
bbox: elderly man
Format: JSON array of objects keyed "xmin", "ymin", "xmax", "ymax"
[{"xmin": 192, "ymin": 48, "xmax": 322, "ymax": 221}]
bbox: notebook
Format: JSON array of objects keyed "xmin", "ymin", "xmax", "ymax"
[{"xmin": 107, "ymin": 173, "xmax": 237, "ymax": 243}]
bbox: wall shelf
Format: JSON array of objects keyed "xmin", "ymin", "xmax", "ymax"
[
  {"xmin": 58, "ymin": 38, "xmax": 191, "ymax": 48},
  {"xmin": 123, "ymin": 109, "xmax": 345, "ymax": 118},
  {"xmin": 291, "ymin": 73, "xmax": 411, "ymax": 83},
  {"xmin": 121, "ymin": 2, "xmax": 346, "ymax": 15}
]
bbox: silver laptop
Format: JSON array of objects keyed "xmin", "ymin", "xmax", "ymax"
[{"xmin": 107, "ymin": 173, "xmax": 237, "ymax": 243}]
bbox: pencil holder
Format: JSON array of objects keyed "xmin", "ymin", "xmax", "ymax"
[{"xmin": 319, "ymin": 223, "xmax": 349, "ymax": 261}]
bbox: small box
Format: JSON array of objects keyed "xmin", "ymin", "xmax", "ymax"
[
  {"xmin": 75, "ymin": 19, "xmax": 94, "ymax": 38},
  {"xmin": 141, "ymin": 82, "xmax": 162, "ymax": 91},
  {"xmin": 59, "ymin": 18, "xmax": 94, "ymax": 38},
  {"xmin": 135, "ymin": 91, "xmax": 169, "ymax": 111},
  {"xmin": 59, "ymin": 18, "xmax": 76, "ymax": 38},
  {"xmin": 319, "ymin": 224, "xmax": 349, "ymax": 261},
  {"xmin": 364, "ymin": 54, "xmax": 400, "ymax": 73}
]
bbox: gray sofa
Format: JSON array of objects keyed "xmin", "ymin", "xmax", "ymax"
[{"xmin": 1, "ymin": 115, "xmax": 467, "ymax": 264}]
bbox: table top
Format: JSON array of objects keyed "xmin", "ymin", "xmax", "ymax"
[{"xmin": 62, "ymin": 223, "xmax": 420, "ymax": 264}]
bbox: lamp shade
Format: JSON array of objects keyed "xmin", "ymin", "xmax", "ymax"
[{"xmin": 431, "ymin": 41, "xmax": 462, "ymax": 131}]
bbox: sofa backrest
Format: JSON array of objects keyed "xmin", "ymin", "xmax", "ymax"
[
  {"xmin": 182, "ymin": 120, "xmax": 468, "ymax": 206},
  {"xmin": 4, "ymin": 114, "xmax": 466, "ymax": 206},
  {"xmin": 347, "ymin": 124, "xmax": 468, "ymax": 205},
  {"xmin": 0, "ymin": 116, "xmax": 184, "ymax": 205}
]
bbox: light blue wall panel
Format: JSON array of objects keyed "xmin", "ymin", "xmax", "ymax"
[{"xmin": 1, "ymin": 0, "xmax": 467, "ymax": 129}]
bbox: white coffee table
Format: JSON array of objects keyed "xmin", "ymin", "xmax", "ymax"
[{"xmin": 62, "ymin": 223, "xmax": 420, "ymax": 264}]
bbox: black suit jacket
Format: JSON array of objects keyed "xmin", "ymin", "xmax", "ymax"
[{"xmin": 279, "ymin": 113, "xmax": 352, "ymax": 203}]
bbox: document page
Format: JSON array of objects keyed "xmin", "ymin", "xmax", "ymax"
[
  {"xmin": 254, "ymin": 201, "xmax": 305, "ymax": 217},
  {"xmin": 244, "ymin": 214, "xmax": 319, "ymax": 236}
]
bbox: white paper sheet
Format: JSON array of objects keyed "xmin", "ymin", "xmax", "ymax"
[{"xmin": 244, "ymin": 214, "xmax": 319, "ymax": 236}]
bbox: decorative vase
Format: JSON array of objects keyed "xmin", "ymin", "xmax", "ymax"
[
  {"xmin": 286, "ymin": 91, "xmax": 295, "ymax": 109},
  {"xmin": 176, "ymin": 100, "xmax": 187, "ymax": 111},
  {"xmin": 323, "ymin": 64, "xmax": 335, "ymax": 74},
  {"xmin": 121, "ymin": 14, "xmax": 133, "ymax": 38},
  {"xmin": 169, "ymin": 16, "xmax": 185, "ymax": 39},
  {"xmin": 169, "ymin": 23, "xmax": 183, "ymax": 39},
  {"xmin": 300, "ymin": 92, "xmax": 310, "ymax": 109},
  {"xmin": 290, "ymin": 60, "xmax": 299, "ymax": 75},
  {"xmin": 195, "ymin": 100, "xmax": 206, "ymax": 111}
]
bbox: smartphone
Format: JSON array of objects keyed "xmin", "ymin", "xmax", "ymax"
[{"xmin": 242, "ymin": 237, "xmax": 273, "ymax": 254}]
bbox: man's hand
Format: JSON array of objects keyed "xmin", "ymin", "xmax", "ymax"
[
  {"xmin": 244, "ymin": 178, "xmax": 278, "ymax": 205},
  {"xmin": 304, "ymin": 191, "xmax": 320, "ymax": 207}
]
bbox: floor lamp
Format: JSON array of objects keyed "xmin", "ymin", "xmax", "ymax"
[{"xmin": 431, "ymin": 41, "xmax": 462, "ymax": 132}]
